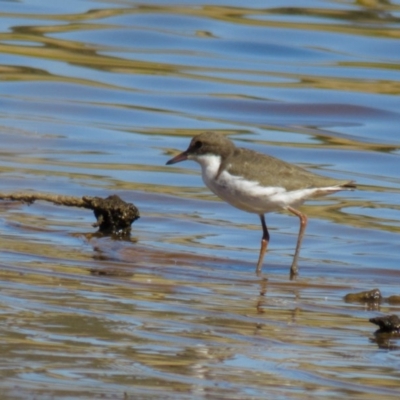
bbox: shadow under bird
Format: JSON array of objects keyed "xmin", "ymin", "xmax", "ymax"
[{"xmin": 166, "ymin": 132, "xmax": 356, "ymax": 278}]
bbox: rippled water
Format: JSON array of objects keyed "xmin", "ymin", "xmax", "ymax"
[{"xmin": 1, "ymin": 0, "xmax": 400, "ymax": 398}]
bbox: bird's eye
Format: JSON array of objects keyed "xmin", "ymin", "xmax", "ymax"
[{"xmin": 193, "ymin": 140, "xmax": 202, "ymax": 149}]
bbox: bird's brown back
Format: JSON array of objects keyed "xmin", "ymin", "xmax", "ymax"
[{"xmin": 225, "ymin": 148, "xmax": 355, "ymax": 191}]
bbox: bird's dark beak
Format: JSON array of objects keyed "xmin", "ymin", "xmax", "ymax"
[{"xmin": 166, "ymin": 150, "xmax": 188, "ymax": 165}]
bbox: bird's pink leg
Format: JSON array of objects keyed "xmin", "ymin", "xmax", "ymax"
[{"xmin": 287, "ymin": 206, "xmax": 308, "ymax": 279}]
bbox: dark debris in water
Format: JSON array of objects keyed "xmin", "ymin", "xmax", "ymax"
[
  {"xmin": 89, "ymin": 268, "xmax": 134, "ymax": 277},
  {"xmin": 369, "ymin": 315, "xmax": 400, "ymax": 350},
  {"xmin": 344, "ymin": 288, "xmax": 400, "ymax": 311},
  {"xmin": 0, "ymin": 192, "xmax": 140, "ymax": 237},
  {"xmin": 344, "ymin": 288, "xmax": 382, "ymax": 303},
  {"xmin": 83, "ymin": 195, "xmax": 140, "ymax": 236},
  {"xmin": 387, "ymin": 295, "xmax": 400, "ymax": 305},
  {"xmin": 370, "ymin": 315, "xmax": 400, "ymax": 333}
]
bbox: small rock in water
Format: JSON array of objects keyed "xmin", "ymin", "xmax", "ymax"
[
  {"xmin": 344, "ymin": 288, "xmax": 382, "ymax": 303},
  {"xmin": 369, "ymin": 315, "xmax": 400, "ymax": 333},
  {"xmin": 387, "ymin": 295, "xmax": 400, "ymax": 305}
]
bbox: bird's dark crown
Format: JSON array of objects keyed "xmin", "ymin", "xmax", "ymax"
[{"xmin": 186, "ymin": 132, "xmax": 235, "ymax": 159}]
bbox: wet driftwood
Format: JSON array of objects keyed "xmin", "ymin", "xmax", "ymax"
[{"xmin": 0, "ymin": 192, "xmax": 140, "ymax": 236}]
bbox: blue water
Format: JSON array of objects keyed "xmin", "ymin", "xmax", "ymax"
[{"xmin": 0, "ymin": 1, "xmax": 400, "ymax": 399}]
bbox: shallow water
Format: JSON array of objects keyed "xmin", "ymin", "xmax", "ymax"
[{"xmin": 1, "ymin": 0, "xmax": 400, "ymax": 398}]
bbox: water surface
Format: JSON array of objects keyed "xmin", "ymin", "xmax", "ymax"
[{"xmin": 1, "ymin": 0, "xmax": 400, "ymax": 399}]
